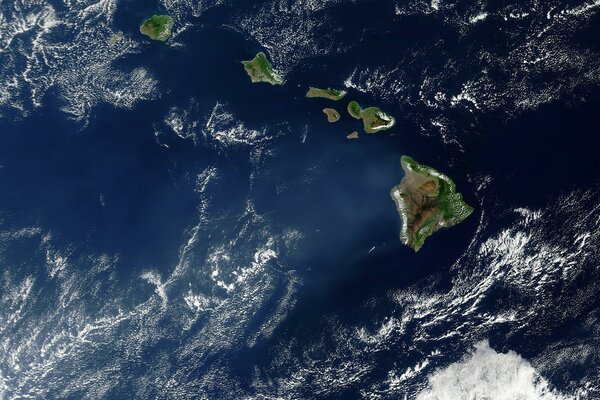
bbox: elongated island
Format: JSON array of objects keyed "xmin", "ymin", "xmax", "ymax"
[
  {"xmin": 390, "ymin": 156, "xmax": 473, "ymax": 252},
  {"xmin": 241, "ymin": 52, "xmax": 283, "ymax": 85},
  {"xmin": 347, "ymin": 101, "xmax": 395, "ymax": 133},
  {"xmin": 140, "ymin": 15, "xmax": 174, "ymax": 41},
  {"xmin": 306, "ymin": 87, "xmax": 346, "ymax": 101}
]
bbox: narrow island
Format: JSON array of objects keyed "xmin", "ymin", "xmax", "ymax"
[
  {"xmin": 347, "ymin": 131, "xmax": 359, "ymax": 139},
  {"xmin": 306, "ymin": 87, "xmax": 347, "ymax": 101},
  {"xmin": 140, "ymin": 15, "xmax": 174, "ymax": 42},
  {"xmin": 347, "ymin": 101, "xmax": 395, "ymax": 133},
  {"xmin": 241, "ymin": 52, "xmax": 283, "ymax": 85},
  {"xmin": 322, "ymin": 108, "xmax": 341, "ymax": 123},
  {"xmin": 390, "ymin": 156, "xmax": 474, "ymax": 252},
  {"xmin": 109, "ymin": 31, "xmax": 124, "ymax": 46}
]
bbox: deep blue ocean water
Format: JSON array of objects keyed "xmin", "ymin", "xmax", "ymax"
[{"xmin": 1, "ymin": 0, "xmax": 600, "ymax": 398}]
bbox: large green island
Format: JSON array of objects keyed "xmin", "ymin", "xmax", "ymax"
[
  {"xmin": 347, "ymin": 101, "xmax": 395, "ymax": 133},
  {"xmin": 140, "ymin": 15, "xmax": 174, "ymax": 41},
  {"xmin": 306, "ymin": 87, "xmax": 346, "ymax": 101},
  {"xmin": 241, "ymin": 52, "xmax": 283, "ymax": 85},
  {"xmin": 390, "ymin": 156, "xmax": 473, "ymax": 252}
]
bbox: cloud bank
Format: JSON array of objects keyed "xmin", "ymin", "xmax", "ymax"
[{"xmin": 417, "ymin": 341, "xmax": 570, "ymax": 400}]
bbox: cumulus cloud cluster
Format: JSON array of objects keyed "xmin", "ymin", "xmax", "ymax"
[{"xmin": 417, "ymin": 341, "xmax": 569, "ymax": 400}]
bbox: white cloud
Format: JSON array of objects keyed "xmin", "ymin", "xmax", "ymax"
[{"xmin": 416, "ymin": 341, "xmax": 570, "ymax": 400}]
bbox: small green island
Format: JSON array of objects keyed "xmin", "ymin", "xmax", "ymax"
[
  {"xmin": 322, "ymin": 108, "xmax": 341, "ymax": 122},
  {"xmin": 347, "ymin": 101, "xmax": 395, "ymax": 133},
  {"xmin": 390, "ymin": 156, "xmax": 474, "ymax": 252},
  {"xmin": 241, "ymin": 52, "xmax": 283, "ymax": 85},
  {"xmin": 109, "ymin": 31, "xmax": 124, "ymax": 47},
  {"xmin": 140, "ymin": 15, "xmax": 174, "ymax": 42},
  {"xmin": 347, "ymin": 100, "xmax": 363, "ymax": 119},
  {"xmin": 306, "ymin": 87, "xmax": 347, "ymax": 101}
]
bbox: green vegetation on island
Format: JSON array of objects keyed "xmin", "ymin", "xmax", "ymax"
[
  {"xmin": 306, "ymin": 87, "xmax": 347, "ymax": 101},
  {"xmin": 140, "ymin": 15, "xmax": 174, "ymax": 41},
  {"xmin": 348, "ymin": 100, "xmax": 396, "ymax": 133},
  {"xmin": 241, "ymin": 52, "xmax": 283, "ymax": 85},
  {"xmin": 109, "ymin": 31, "xmax": 124, "ymax": 47},
  {"xmin": 322, "ymin": 108, "xmax": 341, "ymax": 123},
  {"xmin": 390, "ymin": 156, "xmax": 474, "ymax": 252},
  {"xmin": 346, "ymin": 100, "xmax": 395, "ymax": 133},
  {"xmin": 361, "ymin": 107, "xmax": 395, "ymax": 133},
  {"xmin": 347, "ymin": 100, "xmax": 363, "ymax": 119}
]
